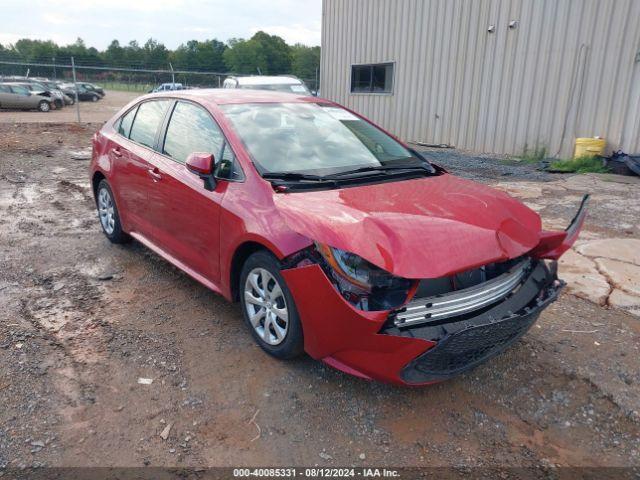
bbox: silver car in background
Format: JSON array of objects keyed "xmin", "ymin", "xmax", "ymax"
[{"xmin": 0, "ymin": 83, "xmax": 54, "ymax": 111}]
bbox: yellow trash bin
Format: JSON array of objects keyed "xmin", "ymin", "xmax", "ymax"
[{"xmin": 574, "ymin": 137, "xmax": 605, "ymax": 158}]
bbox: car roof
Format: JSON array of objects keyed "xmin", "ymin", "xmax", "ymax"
[
  {"xmin": 149, "ymin": 88, "xmax": 329, "ymax": 106},
  {"xmin": 229, "ymin": 76, "xmax": 303, "ymax": 86}
]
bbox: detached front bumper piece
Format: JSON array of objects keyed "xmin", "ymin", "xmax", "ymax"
[
  {"xmin": 388, "ymin": 260, "xmax": 561, "ymax": 384},
  {"xmin": 283, "ymin": 258, "xmax": 561, "ymax": 385}
]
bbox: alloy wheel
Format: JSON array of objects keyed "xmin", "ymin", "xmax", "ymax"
[
  {"xmin": 244, "ymin": 267, "xmax": 289, "ymax": 345},
  {"xmin": 98, "ymin": 187, "xmax": 115, "ymax": 235}
]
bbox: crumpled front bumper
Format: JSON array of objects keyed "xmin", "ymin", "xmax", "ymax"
[{"xmin": 282, "ymin": 259, "xmax": 561, "ymax": 385}]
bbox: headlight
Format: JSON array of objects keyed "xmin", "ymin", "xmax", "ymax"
[
  {"xmin": 315, "ymin": 242, "xmax": 397, "ymax": 290},
  {"xmin": 314, "ymin": 242, "xmax": 414, "ymax": 310}
]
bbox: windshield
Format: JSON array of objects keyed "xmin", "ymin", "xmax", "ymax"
[
  {"xmin": 239, "ymin": 84, "xmax": 310, "ymax": 95},
  {"xmin": 221, "ymin": 103, "xmax": 416, "ymax": 175}
]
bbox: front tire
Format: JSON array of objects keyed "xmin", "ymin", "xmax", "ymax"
[
  {"xmin": 91, "ymin": 94, "xmax": 99, "ymax": 102},
  {"xmin": 38, "ymin": 101, "xmax": 50, "ymax": 112},
  {"xmin": 240, "ymin": 251, "xmax": 304, "ymax": 359},
  {"xmin": 96, "ymin": 180, "xmax": 129, "ymax": 244}
]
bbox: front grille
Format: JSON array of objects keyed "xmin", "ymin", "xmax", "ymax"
[
  {"xmin": 391, "ymin": 258, "xmax": 531, "ymax": 328},
  {"xmin": 401, "ymin": 312, "xmax": 538, "ymax": 383}
]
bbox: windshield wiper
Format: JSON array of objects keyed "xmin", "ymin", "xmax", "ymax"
[
  {"xmin": 262, "ymin": 172, "xmax": 329, "ymax": 182},
  {"xmin": 323, "ymin": 163, "xmax": 435, "ymax": 179}
]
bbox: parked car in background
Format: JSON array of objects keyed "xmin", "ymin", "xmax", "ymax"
[
  {"xmin": 223, "ymin": 76, "xmax": 312, "ymax": 95},
  {"xmin": 151, "ymin": 83, "xmax": 184, "ymax": 93},
  {"xmin": 36, "ymin": 80, "xmax": 75, "ymax": 105},
  {"xmin": 60, "ymin": 83, "xmax": 102, "ymax": 102},
  {"xmin": 78, "ymin": 82, "xmax": 105, "ymax": 97},
  {"xmin": 13, "ymin": 81, "xmax": 65, "ymax": 109},
  {"xmin": 0, "ymin": 83, "xmax": 54, "ymax": 111},
  {"xmin": 89, "ymin": 89, "xmax": 588, "ymax": 385}
]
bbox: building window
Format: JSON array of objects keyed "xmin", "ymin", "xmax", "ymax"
[{"xmin": 351, "ymin": 63, "xmax": 394, "ymax": 94}]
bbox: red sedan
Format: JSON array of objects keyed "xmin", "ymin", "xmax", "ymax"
[{"xmin": 90, "ymin": 89, "xmax": 587, "ymax": 385}]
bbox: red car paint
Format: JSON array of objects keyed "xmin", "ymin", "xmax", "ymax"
[
  {"xmin": 90, "ymin": 89, "xmax": 583, "ymax": 385},
  {"xmin": 274, "ymin": 174, "xmax": 542, "ymax": 279}
]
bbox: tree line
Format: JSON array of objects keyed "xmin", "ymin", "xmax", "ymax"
[{"xmin": 0, "ymin": 32, "xmax": 320, "ymax": 85}]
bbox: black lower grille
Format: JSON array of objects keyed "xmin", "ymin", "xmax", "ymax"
[{"xmin": 401, "ymin": 314, "xmax": 538, "ymax": 383}]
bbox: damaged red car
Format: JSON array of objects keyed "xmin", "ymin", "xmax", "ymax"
[{"xmin": 90, "ymin": 89, "xmax": 588, "ymax": 385}]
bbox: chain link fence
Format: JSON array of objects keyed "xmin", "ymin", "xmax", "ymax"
[{"xmin": 0, "ymin": 57, "xmax": 319, "ymax": 122}]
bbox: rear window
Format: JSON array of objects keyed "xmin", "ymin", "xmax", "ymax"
[{"xmin": 129, "ymin": 100, "xmax": 170, "ymax": 148}]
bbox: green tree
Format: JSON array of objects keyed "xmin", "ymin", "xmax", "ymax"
[
  {"xmin": 142, "ymin": 38, "xmax": 169, "ymax": 67},
  {"xmin": 291, "ymin": 44, "xmax": 320, "ymax": 83},
  {"xmin": 171, "ymin": 39, "xmax": 227, "ymax": 71},
  {"xmin": 103, "ymin": 40, "xmax": 126, "ymax": 66},
  {"xmin": 223, "ymin": 31, "xmax": 292, "ymax": 75}
]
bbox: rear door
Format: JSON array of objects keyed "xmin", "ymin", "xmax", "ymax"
[
  {"xmin": 146, "ymin": 100, "xmax": 228, "ymax": 282},
  {"xmin": 110, "ymin": 99, "xmax": 172, "ymax": 237}
]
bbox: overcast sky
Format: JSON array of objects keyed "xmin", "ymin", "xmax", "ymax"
[{"xmin": 0, "ymin": 0, "xmax": 322, "ymax": 49}]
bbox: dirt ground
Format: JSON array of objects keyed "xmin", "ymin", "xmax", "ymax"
[
  {"xmin": 0, "ymin": 90, "xmax": 140, "ymax": 124},
  {"xmin": 0, "ymin": 123, "xmax": 639, "ymax": 475}
]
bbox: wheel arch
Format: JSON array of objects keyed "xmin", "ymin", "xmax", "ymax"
[
  {"xmin": 229, "ymin": 241, "xmax": 277, "ymax": 302},
  {"xmin": 91, "ymin": 171, "xmax": 106, "ymax": 201}
]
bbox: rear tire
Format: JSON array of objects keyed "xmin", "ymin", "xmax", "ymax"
[
  {"xmin": 38, "ymin": 101, "xmax": 50, "ymax": 112},
  {"xmin": 96, "ymin": 180, "xmax": 130, "ymax": 244},
  {"xmin": 240, "ymin": 251, "xmax": 304, "ymax": 359}
]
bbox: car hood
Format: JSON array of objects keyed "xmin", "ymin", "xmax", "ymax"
[{"xmin": 273, "ymin": 174, "xmax": 543, "ymax": 279}]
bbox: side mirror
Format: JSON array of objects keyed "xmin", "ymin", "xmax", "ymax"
[{"xmin": 186, "ymin": 152, "xmax": 216, "ymax": 191}]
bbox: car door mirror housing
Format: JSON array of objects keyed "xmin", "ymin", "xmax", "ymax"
[{"xmin": 186, "ymin": 152, "xmax": 216, "ymax": 191}]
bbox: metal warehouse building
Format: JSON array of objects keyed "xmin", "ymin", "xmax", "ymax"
[{"xmin": 320, "ymin": 0, "xmax": 640, "ymax": 157}]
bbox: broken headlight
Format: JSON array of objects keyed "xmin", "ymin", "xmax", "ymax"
[{"xmin": 315, "ymin": 243, "xmax": 413, "ymax": 310}]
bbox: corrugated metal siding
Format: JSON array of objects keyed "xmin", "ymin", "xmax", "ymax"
[{"xmin": 321, "ymin": 0, "xmax": 640, "ymax": 157}]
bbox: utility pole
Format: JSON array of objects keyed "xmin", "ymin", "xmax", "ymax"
[
  {"xmin": 169, "ymin": 62, "xmax": 175, "ymax": 85},
  {"xmin": 52, "ymin": 57, "xmax": 56, "ymax": 79},
  {"xmin": 71, "ymin": 57, "xmax": 81, "ymax": 123}
]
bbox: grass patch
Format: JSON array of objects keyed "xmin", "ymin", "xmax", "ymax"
[
  {"xmin": 549, "ymin": 155, "xmax": 610, "ymax": 173},
  {"xmin": 518, "ymin": 146, "xmax": 548, "ymax": 164}
]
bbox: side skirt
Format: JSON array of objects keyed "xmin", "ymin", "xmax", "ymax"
[{"xmin": 129, "ymin": 231, "xmax": 224, "ymax": 297}]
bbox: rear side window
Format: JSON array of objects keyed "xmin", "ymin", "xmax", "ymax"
[
  {"xmin": 129, "ymin": 100, "xmax": 170, "ymax": 149},
  {"xmin": 117, "ymin": 107, "xmax": 137, "ymax": 138},
  {"xmin": 163, "ymin": 101, "xmax": 224, "ymax": 164}
]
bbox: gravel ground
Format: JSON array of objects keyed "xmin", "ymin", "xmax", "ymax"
[{"xmin": 0, "ymin": 124, "xmax": 638, "ymax": 476}]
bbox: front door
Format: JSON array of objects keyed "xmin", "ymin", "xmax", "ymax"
[
  {"xmin": 9, "ymin": 85, "xmax": 32, "ymax": 108},
  {"xmin": 146, "ymin": 100, "xmax": 227, "ymax": 282}
]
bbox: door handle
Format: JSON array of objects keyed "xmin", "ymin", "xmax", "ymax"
[
  {"xmin": 110, "ymin": 147, "xmax": 123, "ymax": 158},
  {"xmin": 147, "ymin": 167, "xmax": 162, "ymax": 181}
]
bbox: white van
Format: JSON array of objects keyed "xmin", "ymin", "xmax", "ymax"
[{"xmin": 222, "ymin": 76, "xmax": 312, "ymax": 95}]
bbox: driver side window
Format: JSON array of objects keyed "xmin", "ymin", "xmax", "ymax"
[{"xmin": 162, "ymin": 101, "xmax": 224, "ymax": 164}]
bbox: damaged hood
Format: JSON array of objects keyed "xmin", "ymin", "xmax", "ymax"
[{"xmin": 273, "ymin": 174, "xmax": 543, "ymax": 279}]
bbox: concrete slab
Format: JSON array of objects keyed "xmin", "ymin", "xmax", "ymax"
[
  {"xmin": 595, "ymin": 258, "xmax": 640, "ymax": 297},
  {"xmin": 576, "ymin": 238, "xmax": 640, "ymax": 266},
  {"xmin": 559, "ymin": 250, "xmax": 611, "ymax": 305}
]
